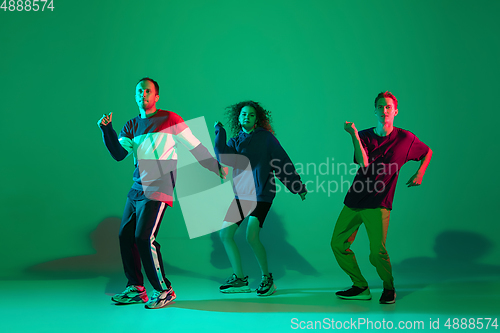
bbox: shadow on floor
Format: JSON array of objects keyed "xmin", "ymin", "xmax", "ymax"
[{"xmin": 171, "ymin": 287, "xmax": 375, "ymax": 313}]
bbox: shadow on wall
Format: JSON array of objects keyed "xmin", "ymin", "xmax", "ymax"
[
  {"xmin": 209, "ymin": 209, "xmax": 319, "ymax": 282},
  {"xmin": 18, "ymin": 224, "xmax": 500, "ymax": 313},
  {"xmin": 393, "ymin": 230, "xmax": 500, "ymax": 298},
  {"xmin": 24, "ymin": 217, "xmax": 218, "ymax": 294},
  {"xmin": 24, "ymin": 217, "xmax": 125, "ymax": 293},
  {"xmin": 23, "ymin": 211, "xmax": 318, "ymax": 293},
  {"xmin": 25, "ymin": 217, "xmax": 123, "ymax": 279}
]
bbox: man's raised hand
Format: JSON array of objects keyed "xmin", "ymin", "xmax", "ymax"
[
  {"xmin": 98, "ymin": 112, "xmax": 113, "ymax": 127},
  {"xmin": 344, "ymin": 121, "xmax": 358, "ymax": 135}
]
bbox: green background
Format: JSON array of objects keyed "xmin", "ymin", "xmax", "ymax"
[{"xmin": 1, "ymin": 0, "xmax": 499, "ymax": 289}]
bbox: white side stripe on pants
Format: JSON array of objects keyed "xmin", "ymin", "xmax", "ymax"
[{"xmin": 150, "ymin": 202, "xmax": 167, "ymax": 290}]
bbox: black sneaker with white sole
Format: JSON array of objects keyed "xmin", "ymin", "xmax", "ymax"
[
  {"xmin": 379, "ymin": 289, "xmax": 396, "ymax": 304},
  {"xmin": 256, "ymin": 273, "xmax": 276, "ymax": 296},
  {"xmin": 219, "ymin": 274, "xmax": 251, "ymax": 293},
  {"xmin": 335, "ymin": 286, "xmax": 372, "ymax": 300}
]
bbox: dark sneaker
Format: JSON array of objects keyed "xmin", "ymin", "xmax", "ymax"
[
  {"xmin": 256, "ymin": 273, "xmax": 276, "ymax": 296},
  {"xmin": 219, "ymin": 274, "xmax": 251, "ymax": 293},
  {"xmin": 379, "ymin": 289, "xmax": 396, "ymax": 304},
  {"xmin": 335, "ymin": 286, "xmax": 372, "ymax": 300},
  {"xmin": 111, "ymin": 285, "xmax": 148, "ymax": 304},
  {"xmin": 145, "ymin": 287, "xmax": 176, "ymax": 309}
]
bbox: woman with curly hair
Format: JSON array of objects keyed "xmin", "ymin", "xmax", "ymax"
[{"xmin": 214, "ymin": 100, "xmax": 307, "ymax": 296}]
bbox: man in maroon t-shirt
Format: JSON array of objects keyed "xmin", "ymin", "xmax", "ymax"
[{"xmin": 331, "ymin": 91, "xmax": 433, "ymax": 304}]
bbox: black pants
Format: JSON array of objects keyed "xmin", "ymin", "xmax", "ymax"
[{"xmin": 119, "ymin": 197, "xmax": 170, "ymax": 291}]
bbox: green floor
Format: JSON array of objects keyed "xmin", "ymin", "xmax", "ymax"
[{"xmin": 4, "ymin": 272, "xmax": 499, "ymax": 332}]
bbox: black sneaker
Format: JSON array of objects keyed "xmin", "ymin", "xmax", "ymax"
[
  {"xmin": 256, "ymin": 273, "xmax": 276, "ymax": 296},
  {"xmin": 219, "ymin": 274, "xmax": 251, "ymax": 293},
  {"xmin": 335, "ymin": 286, "xmax": 372, "ymax": 300},
  {"xmin": 111, "ymin": 285, "xmax": 148, "ymax": 304},
  {"xmin": 379, "ymin": 289, "xmax": 396, "ymax": 304}
]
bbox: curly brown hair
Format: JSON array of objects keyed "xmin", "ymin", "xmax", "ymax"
[{"xmin": 224, "ymin": 100, "xmax": 274, "ymax": 136}]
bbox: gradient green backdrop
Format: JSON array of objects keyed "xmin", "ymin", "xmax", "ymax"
[{"xmin": 1, "ymin": 0, "xmax": 499, "ymax": 285}]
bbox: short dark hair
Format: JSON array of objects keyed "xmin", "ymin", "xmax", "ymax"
[
  {"xmin": 136, "ymin": 77, "xmax": 160, "ymax": 95},
  {"xmin": 374, "ymin": 91, "xmax": 398, "ymax": 109}
]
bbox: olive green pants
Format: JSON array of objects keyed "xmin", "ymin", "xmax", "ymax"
[{"xmin": 331, "ymin": 206, "xmax": 394, "ymax": 290}]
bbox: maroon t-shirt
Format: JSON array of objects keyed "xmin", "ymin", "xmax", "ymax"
[{"xmin": 344, "ymin": 127, "xmax": 429, "ymax": 210}]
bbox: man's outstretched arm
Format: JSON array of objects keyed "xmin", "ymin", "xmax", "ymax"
[{"xmin": 176, "ymin": 126, "xmax": 226, "ymax": 179}]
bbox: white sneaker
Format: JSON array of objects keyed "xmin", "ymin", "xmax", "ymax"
[{"xmin": 145, "ymin": 287, "xmax": 176, "ymax": 309}]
